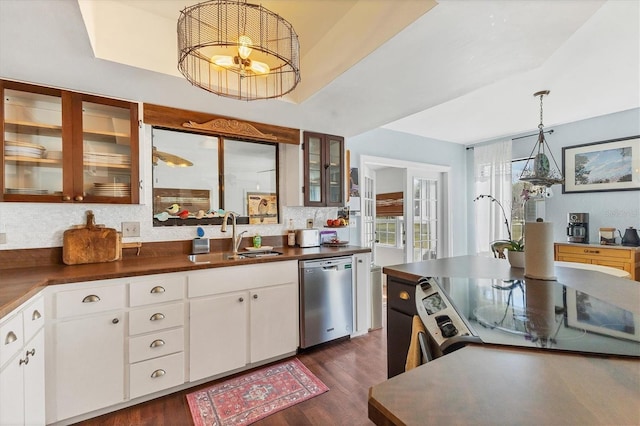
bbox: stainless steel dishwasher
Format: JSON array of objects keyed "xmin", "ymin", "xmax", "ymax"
[{"xmin": 299, "ymin": 256, "xmax": 353, "ymax": 349}]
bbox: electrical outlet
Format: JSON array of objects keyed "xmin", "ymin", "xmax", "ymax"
[
  {"xmin": 306, "ymin": 218, "xmax": 314, "ymax": 228},
  {"xmin": 121, "ymin": 221, "xmax": 140, "ymax": 238},
  {"xmin": 0, "ymin": 233, "xmax": 6, "ymax": 244}
]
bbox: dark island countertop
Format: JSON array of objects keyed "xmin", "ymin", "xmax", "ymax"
[
  {"xmin": 0, "ymin": 244, "xmax": 370, "ymax": 318},
  {"xmin": 369, "ymin": 345, "xmax": 640, "ymax": 426},
  {"xmin": 371, "ymin": 255, "xmax": 640, "ymax": 425}
]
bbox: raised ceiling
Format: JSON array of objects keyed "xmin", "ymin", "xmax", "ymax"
[{"xmin": 1, "ymin": 0, "xmax": 638, "ymax": 145}]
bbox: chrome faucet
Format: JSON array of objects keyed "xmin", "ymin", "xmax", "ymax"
[{"xmin": 221, "ymin": 211, "xmax": 246, "ymax": 257}]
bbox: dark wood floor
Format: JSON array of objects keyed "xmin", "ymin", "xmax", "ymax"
[{"xmin": 77, "ymin": 327, "xmax": 387, "ymax": 426}]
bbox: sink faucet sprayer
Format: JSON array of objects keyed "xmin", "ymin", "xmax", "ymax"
[{"xmin": 221, "ymin": 211, "xmax": 246, "ymax": 257}]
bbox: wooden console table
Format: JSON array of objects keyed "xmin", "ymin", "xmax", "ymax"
[{"xmin": 554, "ymin": 242, "xmax": 640, "ymax": 281}]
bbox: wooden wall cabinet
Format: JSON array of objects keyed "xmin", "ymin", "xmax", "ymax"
[
  {"xmin": 554, "ymin": 243, "xmax": 640, "ymax": 281},
  {"xmin": 1, "ymin": 80, "xmax": 139, "ymax": 204},
  {"xmin": 303, "ymin": 131, "xmax": 344, "ymax": 207}
]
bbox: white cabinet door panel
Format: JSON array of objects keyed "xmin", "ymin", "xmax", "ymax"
[
  {"xmin": 250, "ymin": 283, "xmax": 298, "ymax": 363},
  {"xmin": 190, "ymin": 292, "xmax": 247, "ymax": 381},
  {"xmin": 52, "ymin": 312, "xmax": 125, "ymax": 421}
]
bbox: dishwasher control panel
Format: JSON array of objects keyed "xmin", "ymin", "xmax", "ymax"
[{"xmin": 415, "ymin": 277, "xmax": 481, "ymax": 354}]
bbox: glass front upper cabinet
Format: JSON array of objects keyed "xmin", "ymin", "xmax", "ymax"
[
  {"xmin": 1, "ymin": 80, "xmax": 139, "ymax": 203},
  {"xmin": 303, "ymin": 131, "xmax": 344, "ymax": 207}
]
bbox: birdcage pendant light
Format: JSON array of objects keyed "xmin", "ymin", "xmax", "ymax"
[
  {"xmin": 519, "ymin": 90, "xmax": 564, "ymax": 187},
  {"xmin": 177, "ymin": 0, "xmax": 301, "ymax": 101}
]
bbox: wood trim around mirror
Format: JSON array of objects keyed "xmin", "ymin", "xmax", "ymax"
[{"xmin": 143, "ymin": 103, "xmax": 300, "ymax": 145}]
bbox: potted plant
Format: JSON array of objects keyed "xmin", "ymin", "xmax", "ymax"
[{"xmin": 474, "ymin": 194, "xmax": 525, "ymax": 267}]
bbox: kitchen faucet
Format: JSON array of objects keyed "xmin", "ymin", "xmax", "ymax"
[{"xmin": 221, "ymin": 211, "xmax": 246, "ymax": 258}]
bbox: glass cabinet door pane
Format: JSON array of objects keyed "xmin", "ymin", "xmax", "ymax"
[
  {"xmin": 307, "ymin": 136, "xmax": 322, "ymax": 203},
  {"xmin": 82, "ymin": 101, "xmax": 132, "ymax": 198},
  {"xmin": 3, "ymin": 89, "xmax": 63, "ymax": 196},
  {"xmin": 327, "ymin": 138, "xmax": 342, "ymax": 204}
]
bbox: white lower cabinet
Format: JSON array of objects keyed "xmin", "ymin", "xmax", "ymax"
[
  {"xmin": 190, "ymin": 291, "xmax": 248, "ymax": 381},
  {"xmin": 46, "ymin": 281, "xmax": 126, "ymax": 424},
  {"xmin": 249, "ymin": 283, "xmax": 298, "ymax": 363},
  {"xmin": 0, "ymin": 296, "xmax": 45, "ymax": 426},
  {"xmin": 51, "ymin": 310, "xmax": 125, "ymax": 421},
  {"xmin": 189, "ymin": 261, "xmax": 299, "ymax": 382},
  {"xmin": 38, "ymin": 261, "xmax": 300, "ymax": 422}
]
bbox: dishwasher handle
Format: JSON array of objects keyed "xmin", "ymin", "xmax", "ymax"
[{"xmin": 322, "ymin": 265, "xmax": 339, "ymax": 271}]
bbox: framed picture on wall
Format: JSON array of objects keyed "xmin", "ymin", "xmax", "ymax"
[
  {"xmin": 562, "ymin": 136, "xmax": 640, "ymax": 193},
  {"xmin": 247, "ymin": 192, "xmax": 278, "ymax": 224}
]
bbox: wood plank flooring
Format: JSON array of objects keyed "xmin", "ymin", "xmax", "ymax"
[{"xmin": 76, "ymin": 327, "xmax": 387, "ymax": 426}]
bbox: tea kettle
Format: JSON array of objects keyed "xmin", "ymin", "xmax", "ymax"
[{"xmin": 620, "ymin": 227, "xmax": 640, "ymax": 247}]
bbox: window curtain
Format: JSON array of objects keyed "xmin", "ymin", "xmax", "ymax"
[{"xmin": 473, "ymin": 140, "xmax": 512, "ymax": 254}]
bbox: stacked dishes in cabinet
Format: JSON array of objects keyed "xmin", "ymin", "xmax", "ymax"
[{"xmin": 128, "ymin": 275, "xmax": 186, "ymax": 399}]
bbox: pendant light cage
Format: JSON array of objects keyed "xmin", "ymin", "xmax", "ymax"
[
  {"xmin": 178, "ymin": 0, "xmax": 301, "ymax": 101},
  {"xmin": 519, "ymin": 90, "xmax": 564, "ymax": 187}
]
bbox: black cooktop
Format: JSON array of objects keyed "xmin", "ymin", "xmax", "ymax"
[{"xmin": 419, "ymin": 276, "xmax": 640, "ymax": 358}]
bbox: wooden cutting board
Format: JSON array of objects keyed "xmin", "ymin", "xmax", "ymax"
[{"xmin": 63, "ymin": 210, "xmax": 121, "ymax": 265}]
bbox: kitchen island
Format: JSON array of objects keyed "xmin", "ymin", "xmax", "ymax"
[{"xmin": 370, "ymin": 256, "xmax": 640, "ymax": 425}]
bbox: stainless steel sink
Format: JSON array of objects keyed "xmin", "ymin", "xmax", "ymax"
[
  {"xmin": 239, "ymin": 251, "xmax": 282, "ymax": 258},
  {"xmin": 188, "ymin": 251, "xmax": 282, "ymax": 263}
]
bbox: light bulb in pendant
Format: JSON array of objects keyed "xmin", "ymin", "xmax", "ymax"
[{"xmin": 238, "ymin": 35, "xmax": 253, "ymax": 60}]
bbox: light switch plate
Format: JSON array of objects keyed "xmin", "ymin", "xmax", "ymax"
[
  {"xmin": 0, "ymin": 233, "xmax": 6, "ymax": 244},
  {"xmin": 122, "ymin": 221, "xmax": 140, "ymax": 237}
]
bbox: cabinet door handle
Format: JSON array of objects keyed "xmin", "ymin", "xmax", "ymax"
[
  {"xmin": 82, "ymin": 295, "xmax": 101, "ymax": 303},
  {"xmin": 32, "ymin": 309, "xmax": 41, "ymax": 321},
  {"xmin": 150, "ymin": 313, "xmax": 165, "ymax": 321},
  {"xmin": 62, "ymin": 195, "xmax": 71, "ymax": 201},
  {"xmin": 399, "ymin": 291, "xmax": 410, "ymax": 300},
  {"xmin": 150, "ymin": 369, "xmax": 166, "ymax": 378},
  {"xmin": 150, "ymin": 339, "xmax": 165, "ymax": 348},
  {"xmin": 26, "ymin": 348, "xmax": 35, "ymax": 357},
  {"xmin": 150, "ymin": 286, "xmax": 166, "ymax": 294},
  {"xmin": 4, "ymin": 331, "xmax": 17, "ymax": 345},
  {"xmin": 74, "ymin": 195, "xmax": 84, "ymax": 201},
  {"xmin": 112, "ymin": 318, "xmax": 120, "ymax": 324},
  {"xmin": 253, "ymin": 294, "xmax": 258, "ymax": 299},
  {"xmin": 238, "ymin": 297, "xmax": 244, "ymax": 302},
  {"xmin": 19, "ymin": 357, "xmax": 29, "ymax": 366}
]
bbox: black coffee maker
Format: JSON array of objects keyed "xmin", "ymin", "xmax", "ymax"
[{"xmin": 567, "ymin": 213, "xmax": 589, "ymax": 243}]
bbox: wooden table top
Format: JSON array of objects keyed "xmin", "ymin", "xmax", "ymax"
[{"xmin": 369, "ymin": 345, "xmax": 640, "ymax": 426}]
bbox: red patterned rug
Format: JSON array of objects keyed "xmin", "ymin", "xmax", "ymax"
[{"xmin": 186, "ymin": 358, "xmax": 329, "ymax": 426}]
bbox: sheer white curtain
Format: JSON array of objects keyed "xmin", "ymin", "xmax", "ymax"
[{"xmin": 474, "ymin": 140, "xmax": 512, "ymax": 255}]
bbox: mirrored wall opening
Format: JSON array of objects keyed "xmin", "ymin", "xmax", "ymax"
[{"xmin": 151, "ymin": 127, "xmax": 279, "ymax": 226}]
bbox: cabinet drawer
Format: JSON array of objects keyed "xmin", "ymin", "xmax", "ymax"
[
  {"xmin": 129, "ymin": 328, "xmax": 184, "ymax": 363},
  {"xmin": 556, "ymin": 244, "xmax": 632, "ymax": 260},
  {"xmin": 55, "ymin": 284, "xmax": 126, "ymax": 319},
  {"xmin": 129, "ymin": 275, "xmax": 185, "ymax": 307},
  {"xmin": 129, "ymin": 352, "xmax": 184, "ymax": 400},
  {"xmin": 0, "ymin": 313, "xmax": 23, "ymax": 368},
  {"xmin": 22, "ymin": 296, "xmax": 44, "ymax": 342},
  {"xmin": 188, "ymin": 260, "xmax": 298, "ymax": 297},
  {"xmin": 129, "ymin": 302, "xmax": 184, "ymax": 336},
  {"xmin": 387, "ymin": 278, "xmax": 418, "ymax": 316}
]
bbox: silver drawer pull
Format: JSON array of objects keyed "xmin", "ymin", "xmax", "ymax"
[
  {"xmin": 26, "ymin": 348, "xmax": 35, "ymax": 357},
  {"xmin": 150, "ymin": 369, "xmax": 166, "ymax": 378},
  {"xmin": 149, "ymin": 313, "xmax": 165, "ymax": 321},
  {"xmin": 150, "ymin": 286, "xmax": 166, "ymax": 294},
  {"xmin": 19, "ymin": 357, "xmax": 29, "ymax": 366},
  {"xmin": 238, "ymin": 297, "xmax": 244, "ymax": 302},
  {"xmin": 32, "ymin": 310, "xmax": 42, "ymax": 321},
  {"xmin": 150, "ymin": 339, "xmax": 166, "ymax": 348},
  {"xmin": 82, "ymin": 295, "xmax": 101, "ymax": 303},
  {"xmin": 4, "ymin": 331, "xmax": 17, "ymax": 345}
]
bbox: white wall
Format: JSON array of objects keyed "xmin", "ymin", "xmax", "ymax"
[
  {"xmin": 469, "ymin": 108, "xmax": 640, "ymax": 247},
  {"xmin": 347, "ymin": 128, "xmax": 468, "ymax": 256}
]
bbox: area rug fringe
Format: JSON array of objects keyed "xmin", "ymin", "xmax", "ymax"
[{"xmin": 187, "ymin": 358, "xmax": 329, "ymax": 426}]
